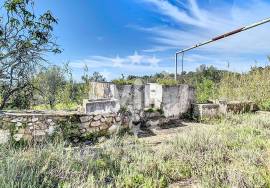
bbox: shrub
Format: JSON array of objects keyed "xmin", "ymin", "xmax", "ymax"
[
  {"xmin": 196, "ymin": 78, "xmax": 217, "ymax": 103},
  {"xmin": 156, "ymin": 78, "xmax": 178, "ymax": 86}
]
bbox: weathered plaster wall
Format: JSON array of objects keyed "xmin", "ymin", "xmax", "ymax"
[
  {"xmin": 89, "ymin": 82, "xmax": 114, "ymax": 100},
  {"xmin": 85, "ymin": 82, "xmax": 196, "ymax": 118},
  {"xmin": 148, "ymin": 83, "xmax": 163, "ymax": 109},
  {"xmin": 162, "ymin": 85, "xmax": 195, "ymax": 117},
  {"xmin": 83, "ymin": 99, "xmax": 120, "ymax": 114},
  {"xmin": 114, "ymin": 84, "xmax": 146, "ymax": 112},
  {"xmin": 193, "ymin": 101, "xmax": 258, "ymax": 120},
  {"xmin": 193, "ymin": 104, "xmax": 220, "ymax": 120}
]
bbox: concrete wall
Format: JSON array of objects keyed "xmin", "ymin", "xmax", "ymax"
[
  {"xmin": 89, "ymin": 82, "xmax": 115, "ymax": 100},
  {"xmin": 114, "ymin": 84, "xmax": 147, "ymax": 112},
  {"xmin": 148, "ymin": 83, "xmax": 163, "ymax": 109},
  {"xmin": 83, "ymin": 99, "xmax": 120, "ymax": 114},
  {"xmin": 193, "ymin": 101, "xmax": 258, "ymax": 120},
  {"xmin": 193, "ymin": 104, "xmax": 220, "ymax": 120},
  {"xmin": 85, "ymin": 82, "xmax": 196, "ymax": 118},
  {"xmin": 162, "ymin": 85, "xmax": 195, "ymax": 117}
]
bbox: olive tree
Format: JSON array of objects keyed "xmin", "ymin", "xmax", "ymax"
[{"xmin": 0, "ymin": 0, "xmax": 60, "ymax": 109}]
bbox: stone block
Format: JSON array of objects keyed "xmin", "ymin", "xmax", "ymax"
[
  {"xmin": 93, "ymin": 115, "xmax": 102, "ymax": 121},
  {"xmin": 13, "ymin": 134, "xmax": 24, "ymax": 141},
  {"xmin": 80, "ymin": 116, "xmax": 92, "ymax": 123},
  {"xmin": 91, "ymin": 121, "xmax": 101, "ymax": 127}
]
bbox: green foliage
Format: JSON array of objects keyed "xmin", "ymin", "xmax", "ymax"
[
  {"xmin": 0, "ymin": 0, "xmax": 60, "ymax": 109},
  {"xmin": 196, "ymin": 78, "xmax": 217, "ymax": 103},
  {"xmin": 112, "ymin": 79, "xmax": 135, "ymax": 85},
  {"xmin": 156, "ymin": 78, "xmax": 178, "ymax": 86},
  {"xmin": 1, "ymin": 114, "xmax": 270, "ymax": 187},
  {"xmin": 218, "ymin": 66, "xmax": 270, "ymax": 110},
  {"xmin": 260, "ymin": 99, "xmax": 270, "ymax": 111}
]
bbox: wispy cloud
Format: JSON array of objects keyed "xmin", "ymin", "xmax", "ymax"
[
  {"xmin": 137, "ymin": 0, "xmax": 270, "ymax": 57},
  {"xmin": 70, "ymin": 52, "xmax": 162, "ymax": 69},
  {"xmin": 69, "ymin": 52, "xmax": 171, "ymax": 79}
]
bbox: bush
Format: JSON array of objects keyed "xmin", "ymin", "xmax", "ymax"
[
  {"xmin": 156, "ymin": 78, "xmax": 178, "ymax": 86},
  {"xmin": 196, "ymin": 78, "xmax": 217, "ymax": 103}
]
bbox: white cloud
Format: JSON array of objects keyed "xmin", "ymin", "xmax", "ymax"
[
  {"xmin": 138, "ymin": 0, "xmax": 270, "ymax": 57},
  {"xmin": 128, "ymin": 51, "xmax": 144, "ymax": 64},
  {"xmin": 69, "ymin": 52, "xmax": 165, "ymax": 80},
  {"xmin": 147, "ymin": 55, "xmax": 160, "ymax": 67},
  {"xmin": 112, "ymin": 55, "xmax": 125, "ymax": 67}
]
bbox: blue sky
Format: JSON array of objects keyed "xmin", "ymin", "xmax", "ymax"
[{"xmin": 33, "ymin": 0, "xmax": 270, "ymax": 80}]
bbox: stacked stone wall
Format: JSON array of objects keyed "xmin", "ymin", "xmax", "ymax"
[{"xmin": 0, "ymin": 111, "xmax": 124, "ymax": 144}]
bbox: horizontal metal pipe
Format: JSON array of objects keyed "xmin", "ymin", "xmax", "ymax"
[{"xmin": 176, "ymin": 17, "xmax": 270, "ymax": 54}]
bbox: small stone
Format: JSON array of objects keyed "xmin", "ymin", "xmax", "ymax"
[
  {"xmin": 11, "ymin": 119, "xmax": 18, "ymax": 123},
  {"xmin": 146, "ymin": 120, "xmax": 160, "ymax": 127},
  {"xmin": 32, "ymin": 118, "xmax": 39, "ymax": 122},
  {"xmin": 100, "ymin": 118, "xmax": 106, "ymax": 123},
  {"xmin": 80, "ymin": 116, "xmax": 92, "ymax": 123},
  {"xmin": 91, "ymin": 121, "xmax": 101, "ymax": 127},
  {"xmin": 79, "ymin": 128, "xmax": 86, "ymax": 134},
  {"xmin": 115, "ymin": 116, "xmax": 121, "ymax": 122},
  {"xmin": 47, "ymin": 126, "xmax": 55, "ymax": 135},
  {"xmin": 108, "ymin": 124, "xmax": 120, "ymax": 135},
  {"xmin": 98, "ymin": 136, "xmax": 106, "ymax": 143},
  {"xmin": 80, "ymin": 122, "xmax": 90, "ymax": 129},
  {"xmin": 28, "ymin": 123, "xmax": 33, "ymax": 126},
  {"xmin": 18, "ymin": 128, "xmax": 25, "ymax": 134},
  {"xmin": 99, "ymin": 123, "xmax": 108, "ymax": 130},
  {"xmin": 106, "ymin": 117, "xmax": 113, "ymax": 124},
  {"xmin": 93, "ymin": 115, "xmax": 102, "ymax": 121},
  {"xmin": 13, "ymin": 134, "xmax": 24, "ymax": 141},
  {"xmin": 47, "ymin": 119, "xmax": 53, "ymax": 123},
  {"xmin": 33, "ymin": 130, "xmax": 46, "ymax": 136},
  {"xmin": 16, "ymin": 122, "xmax": 22, "ymax": 127}
]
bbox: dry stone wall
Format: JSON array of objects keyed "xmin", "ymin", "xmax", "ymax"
[{"xmin": 0, "ymin": 111, "xmax": 125, "ymax": 144}]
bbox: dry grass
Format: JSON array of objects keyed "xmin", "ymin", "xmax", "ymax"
[{"xmin": 0, "ymin": 114, "xmax": 270, "ymax": 187}]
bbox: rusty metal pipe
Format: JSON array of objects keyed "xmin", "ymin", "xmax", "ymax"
[{"xmin": 175, "ymin": 17, "xmax": 270, "ymax": 80}]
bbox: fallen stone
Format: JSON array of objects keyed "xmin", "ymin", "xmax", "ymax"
[
  {"xmin": 115, "ymin": 116, "xmax": 121, "ymax": 122},
  {"xmin": 18, "ymin": 128, "xmax": 25, "ymax": 134},
  {"xmin": 32, "ymin": 118, "xmax": 39, "ymax": 122},
  {"xmin": 98, "ymin": 136, "xmax": 106, "ymax": 143},
  {"xmin": 108, "ymin": 124, "xmax": 120, "ymax": 135},
  {"xmin": 47, "ymin": 126, "xmax": 55, "ymax": 135},
  {"xmin": 79, "ymin": 128, "xmax": 86, "ymax": 134},
  {"xmin": 33, "ymin": 130, "xmax": 46, "ymax": 136},
  {"xmin": 13, "ymin": 134, "xmax": 24, "ymax": 141},
  {"xmin": 47, "ymin": 119, "xmax": 53, "ymax": 123},
  {"xmin": 16, "ymin": 122, "xmax": 22, "ymax": 127},
  {"xmin": 146, "ymin": 120, "xmax": 160, "ymax": 127}
]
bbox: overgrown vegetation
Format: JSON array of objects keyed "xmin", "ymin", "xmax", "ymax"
[{"xmin": 0, "ymin": 113, "xmax": 269, "ymax": 187}]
